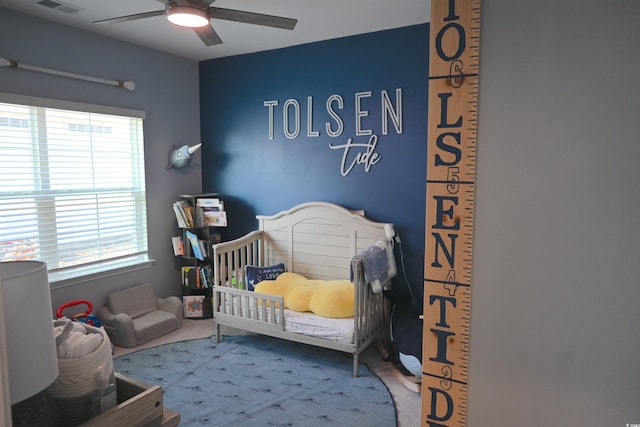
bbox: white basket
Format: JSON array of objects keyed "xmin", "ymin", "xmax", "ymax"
[{"xmin": 47, "ymin": 321, "xmax": 116, "ymax": 426}]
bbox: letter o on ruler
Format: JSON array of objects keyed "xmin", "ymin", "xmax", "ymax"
[{"xmin": 435, "ymin": 22, "xmax": 466, "ymax": 61}]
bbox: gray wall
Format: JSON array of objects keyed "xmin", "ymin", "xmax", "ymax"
[
  {"xmin": 470, "ymin": 1, "xmax": 640, "ymax": 425},
  {"xmin": 0, "ymin": 8, "xmax": 202, "ymax": 308}
]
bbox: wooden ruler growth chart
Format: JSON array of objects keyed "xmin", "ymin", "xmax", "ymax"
[{"xmin": 423, "ymin": 0, "xmax": 481, "ymax": 426}]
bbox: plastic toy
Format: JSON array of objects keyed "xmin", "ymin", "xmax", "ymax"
[{"xmin": 56, "ymin": 299, "xmax": 102, "ymax": 327}]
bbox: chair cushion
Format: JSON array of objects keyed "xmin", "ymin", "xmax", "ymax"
[
  {"xmin": 107, "ymin": 283, "xmax": 158, "ymax": 319},
  {"xmin": 132, "ymin": 310, "xmax": 179, "ymax": 344}
]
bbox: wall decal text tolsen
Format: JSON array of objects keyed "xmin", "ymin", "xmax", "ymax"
[{"xmin": 264, "ymin": 89, "xmax": 402, "ymax": 176}]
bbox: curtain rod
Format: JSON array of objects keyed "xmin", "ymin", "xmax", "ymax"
[{"xmin": 0, "ymin": 56, "xmax": 135, "ymax": 92}]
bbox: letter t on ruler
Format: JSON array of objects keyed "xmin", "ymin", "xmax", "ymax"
[{"xmin": 423, "ymin": 0, "xmax": 481, "ymax": 426}]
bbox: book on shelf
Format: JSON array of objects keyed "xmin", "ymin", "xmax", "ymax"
[
  {"xmin": 195, "ymin": 198, "xmax": 226, "ymax": 227},
  {"xmin": 173, "ymin": 203, "xmax": 187, "ymax": 228},
  {"xmin": 181, "ymin": 266, "xmax": 198, "ymax": 287},
  {"xmin": 184, "ymin": 205, "xmax": 195, "ymax": 227},
  {"xmin": 171, "ymin": 236, "xmax": 184, "ymax": 256},
  {"xmin": 183, "ymin": 295, "xmax": 205, "ymax": 318},
  {"xmin": 196, "ymin": 197, "xmax": 223, "ymax": 209},
  {"xmin": 199, "ymin": 265, "xmax": 213, "ymax": 288},
  {"xmin": 202, "ymin": 209, "xmax": 227, "ymax": 227},
  {"xmin": 185, "ymin": 230, "xmax": 206, "ymax": 260},
  {"xmin": 181, "ymin": 265, "xmax": 212, "ymax": 288},
  {"xmin": 173, "ymin": 200, "xmax": 195, "ymax": 228}
]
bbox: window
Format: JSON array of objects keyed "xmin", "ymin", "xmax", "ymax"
[{"xmin": 0, "ymin": 93, "xmax": 149, "ymax": 284}]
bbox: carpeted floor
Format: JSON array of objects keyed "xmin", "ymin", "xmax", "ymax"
[
  {"xmin": 114, "ymin": 334, "xmax": 396, "ymax": 426},
  {"xmin": 112, "ymin": 319, "xmax": 421, "ymax": 426}
]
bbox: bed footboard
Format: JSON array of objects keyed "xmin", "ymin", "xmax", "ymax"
[{"xmin": 212, "ymin": 286, "xmax": 285, "ymax": 342}]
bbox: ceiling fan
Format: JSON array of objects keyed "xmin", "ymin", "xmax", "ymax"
[{"xmin": 93, "ymin": 0, "xmax": 298, "ymax": 46}]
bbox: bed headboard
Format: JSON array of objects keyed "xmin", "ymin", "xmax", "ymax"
[{"xmin": 257, "ymin": 202, "xmax": 394, "ymax": 281}]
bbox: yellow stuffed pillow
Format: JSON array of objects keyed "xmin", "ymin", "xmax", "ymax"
[
  {"xmin": 309, "ymin": 280, "xmax": 354, "ymax": 318},
  {"xmin": 254, "ymin": 272, "xmax": 306, "ymax": 308},
  {"xmin": 285, "ymin": 280, "xmax": 315, "ymax": 312},
  {"xmin": 254, "ymin": 272, "xmax": 354, "ymax": 318}
]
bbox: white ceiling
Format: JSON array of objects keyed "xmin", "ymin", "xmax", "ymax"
[{"xmin": 0, "ymin": 0, "xmax": 430, "ymax": 61}]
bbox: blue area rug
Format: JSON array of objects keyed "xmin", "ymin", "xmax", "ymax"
[{"xmin": 113, "ymin": 334, "xmax": 397, "ymax": 426}]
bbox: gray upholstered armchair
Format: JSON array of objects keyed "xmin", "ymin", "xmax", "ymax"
[{"xmin": 96, "ymin": 282, "xmax": 183, "ymax": 348}]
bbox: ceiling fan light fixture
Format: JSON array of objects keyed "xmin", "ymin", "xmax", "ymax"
[{"xmin": 167, "ymin": 6, "xmax": 209, "ymax": 28}]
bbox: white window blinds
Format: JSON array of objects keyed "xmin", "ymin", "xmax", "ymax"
[{"xmin": 0, "ymin": 93, "xmax": 149, "ymax": 283}]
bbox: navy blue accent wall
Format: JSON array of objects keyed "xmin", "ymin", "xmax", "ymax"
[{"xmin": 199, "ymin": 24, "xmax": 428, "ymax": 309}]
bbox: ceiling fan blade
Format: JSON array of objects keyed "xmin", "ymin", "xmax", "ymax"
[
  {"xmin": 209, "ymin": 7, "xmax": 297, "ymax": 30},
  {"xmin": 93, "ymin": 10, "xmax": 165, "ymax": 25},
  {"xmin": 194, "ymin": 25, "xmax": 223, "ymax": 46}
]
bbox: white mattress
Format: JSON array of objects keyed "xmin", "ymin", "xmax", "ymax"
[
  {"xmin": 224, "ymin": 296, "xmax": 354, "ymax": 343},
  {"xmin": 281, "ymin": 309, "xmax": 354, "ymax": 343}
]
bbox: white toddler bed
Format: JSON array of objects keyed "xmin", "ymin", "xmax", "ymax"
[{"xmin": 211, "ymin": 201, "xmax": 396, "ymax": 377}]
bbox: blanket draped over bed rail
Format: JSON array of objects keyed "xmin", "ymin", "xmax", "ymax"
[{"xmin": 210, "ymin": 202, "xmax": 396, "ymax": 377}]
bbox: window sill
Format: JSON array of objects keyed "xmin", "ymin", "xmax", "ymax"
[{"xmin": 50, "ymin": 258, "xmax": 155, "ymax": 289}]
